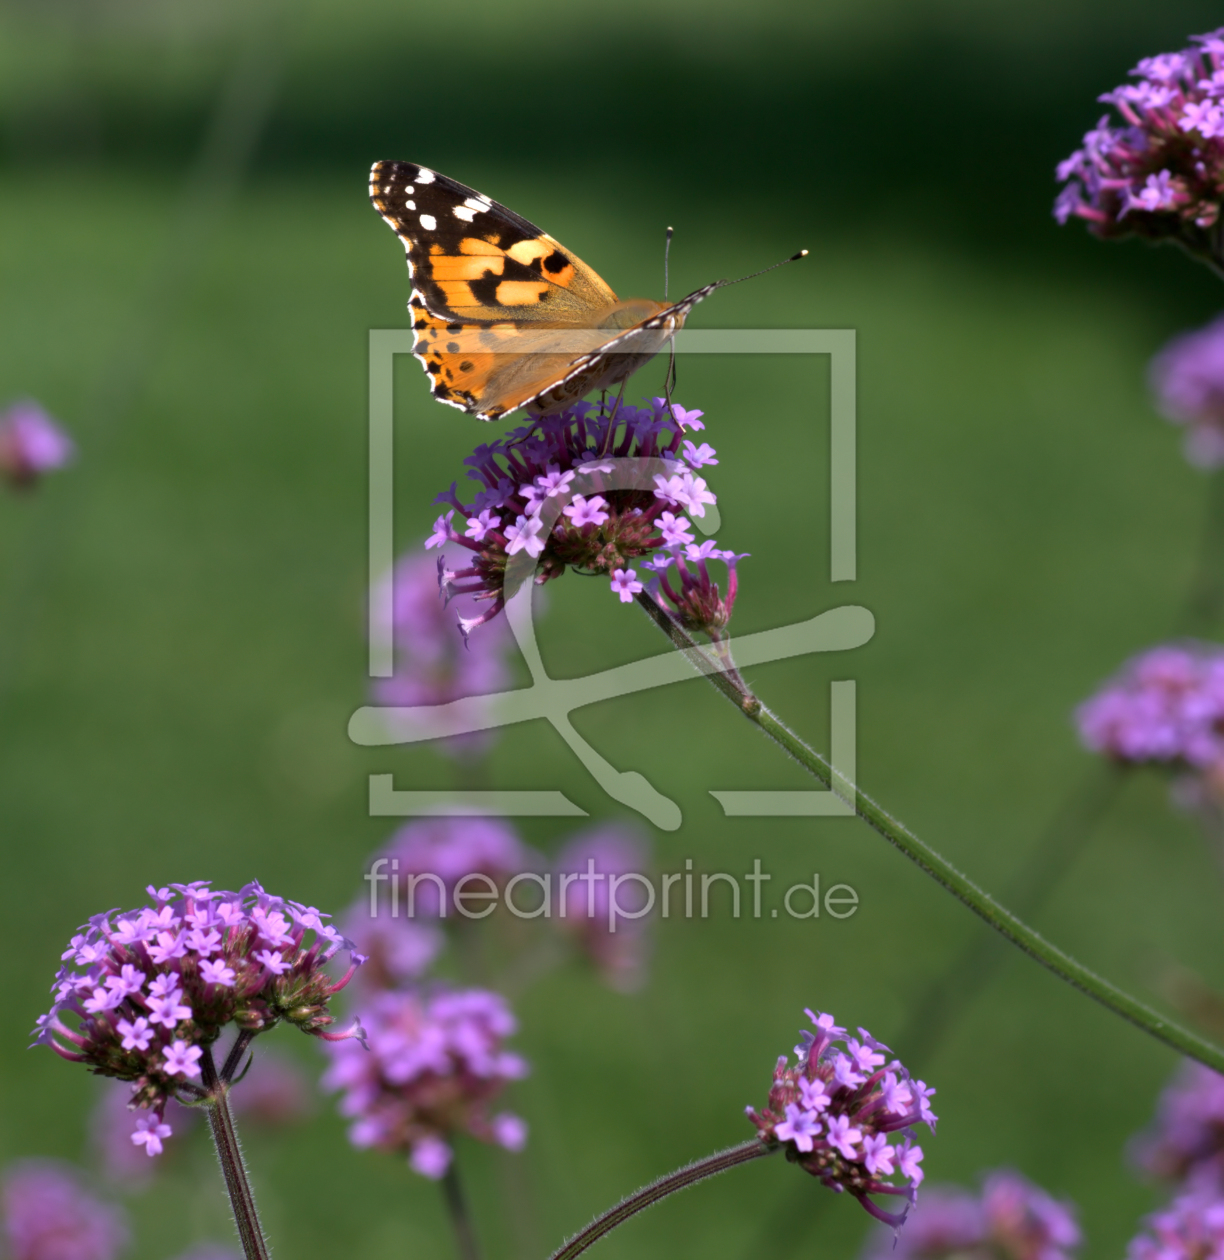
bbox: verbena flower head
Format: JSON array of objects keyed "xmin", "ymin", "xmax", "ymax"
[
  {"xmin": 553, "ymin": 824, "xmax": 652, "ymax": 993},
  {"xmin": 377, "ymin": 818, "xmax": 540, "ymax": 919},
  {"xmin": 1132, "ymin": 1061, "xmax": 1224, "ymax": 1191},
  {"xmin": 1127, "ymin": 1189, "xmax": 1224, "ymax": 1260},
  {"xmin": 0, "ymin": 400, "xmax": 75, "ymax": 489},
  {"xmin": 1055, "ymin": 29, "xmax": 1224, "ymax": 262},
  {"xmin": 427, "ymin": 397, "xmax": 743, "ymax": 638},
  {"xmin": 1150, "ymin": 315, "xmax": 1224, "ymax": 468},
  {"xmin": 372, "ymin": 547, "xmax": 514, "ymax": 754},
  {"xmin": 1, "ymin": 1160, "xmax": 128, "ymax": 1260},
  {"xmin": 746, "ymin": 1009, "xmax": 936, "ymax": 1225},
  {"xmin": 1075, "ymin": 643, "xmax": 1224, "ymax": 767},
  {"xmin": 34, "ymin": 882, "xmax": 364, "ymax": 1155},
  {"xmin": 322, "ymin": 986, "xmax": 528, "ymax": 1179},
  {"xmin": 861, "ymin": 1170, "xmax": 1080, "ymax": 1260}
]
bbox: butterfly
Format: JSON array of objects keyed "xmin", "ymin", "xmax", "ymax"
[{"xmin": 369, "ymin": 161, "xmax": 804, "ymax": 423}]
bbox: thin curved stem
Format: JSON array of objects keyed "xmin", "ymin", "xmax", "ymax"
[
  {"xmin": 634, "ymin": 592, "xmax": 1224, "ymax": 1075},
  {"xmin": 549, "ymin": 1140, "xmax": 772, "ymax": 1260},
  {"xmin": 441, "ymin": 1161, "xmax": 481, "ymax": 1260}
]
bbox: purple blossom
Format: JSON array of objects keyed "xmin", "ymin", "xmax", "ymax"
[
  {"xmin": 1075, "ymin": 642, "xmax": 1224, "ymax": 768},
  {"xmin": 370, "ymin": 547, "xmax": 514, "ymax": 757},
  {"xmin": 746, "ymin": 1009, "xmax": 936, "ymax": 1226},
  {"xmin": 1150, "ymin": 315, "xmax": 1224, "ymax": 468},
  {"xmin": 376, "ymin": 818, "xmax": 541, "ymax": 919},
  {"xmin": 1131, "ymin": 1060, "xmax": 1224, "ymax": 1191},
  {"xmin": 860, "ymin": 1169, "xmax": 1081, "ymax": 1260},
  {"xmin": 1054, "ymin": 29, "xmax": 1224, "ymax": 260},
  {"xmin": 553, "ymin": 825, "xmax": 653, "ymax": 992},
  {"xmin": 1128, "ymin": 1190, "xmax": 1224, "ymax": 1260},
  {"xmin": 1, "ymin": 1160, "xmax": 128, "ymax": 1260},
  {"xmin": 644, "ymin": 539, "xmax": 747, "ymax": 642},
  {"xmin": 34, "ymin": 882, "xmax": 364, "ymax": 1154},
  {"xmin": 427, "ymin": 397, "xmax": 743, "ymax": 635},
  {"xmin": 609, "ymin": 568, "xmax": 643, "ymax": 602},
  {"xmin": 0, "ymin": 401, "xmax": 74, "ymax": 490},
  {"xmin": 321, "ymin": 986, "xmax": 528, "ymax": 1179}
]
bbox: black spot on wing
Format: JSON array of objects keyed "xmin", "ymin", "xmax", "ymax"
[
  {"xmin": 469, "ymin": 272, "xmax": 502, "ymax": 307},
  {"xmin": 543, "ymin": 250, "xmax": 569, "ymax": 274}
]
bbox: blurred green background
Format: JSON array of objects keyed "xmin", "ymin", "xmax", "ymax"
[{"xmin": 5, "ymin": 0, "xmax": 1224, "ymax": 1256}]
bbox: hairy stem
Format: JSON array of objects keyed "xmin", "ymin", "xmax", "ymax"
[
  {"xmin": 201, "ymin": 1045, "xmax": 270, "ymax": 1260},
  {"xmin": 549, "ymin": 1141, "xmax": 772, "ymax": 1260},
  {"xmin": 635, "ymin": 592, "xmax": 1224, "ymax": 1075}
]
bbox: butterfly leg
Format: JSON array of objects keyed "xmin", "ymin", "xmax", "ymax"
[{"xmin": 597, "ymin": 378, "xmax": 629, "ymax": 457}]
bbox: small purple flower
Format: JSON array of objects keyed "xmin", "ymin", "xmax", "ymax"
[
  {"xmin": 1150, "ymin": 315, "xmax": 1224, "ymax": 468},
  {"xmin": 644, "ymin": 541, "xmax": 748, "ymax": 641},
  {"xmin": 1054, "ymin": 29, "xmax": 1224, "ymax": 262},
  {"xmin": 1075, "ymin": 642, "xmax": 1224, "ymax": 769},
  {"xmin": 553, "ymin": 825, "xmax": 653, "ymax": 992},
  {"xmin": 132, "ymin": 1114, "xmax": 174, "ymax": 1154},
  {"xmin": 427, "ymin": 398, "xmax": 743, "ymax": 634},
  {"xmin": 1, "ymin": 1160, "xmax": 128, "ymax": 1260},
  {"xmin": 1131, "ymin": 1060, "xmax": 1224, "ymax": 1191},
  {"xmin": 35, "ymin": 882, "xmax": 363, "ymax": 1155},
  {"xmin": 609, "ymin": 568, "xmax": 643, "ymax": 602},
  {"xmin": 321, "ymin": 987, "xmax": 528, "ymax": 1179},
  {"xmin": 1128, "ymin": 1190, "xmax": 1224, "ymax": 1260},
  {"xmin": 0, "ymin": 401, "xmax": 74, "ymax": 490},
  {"xmin": 746, "ymin": 1009, "xmax": 936, "ymax": 1226}
]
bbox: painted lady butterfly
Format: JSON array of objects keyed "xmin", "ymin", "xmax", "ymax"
[{"xmin": 370, "ymin": 161, "xmax": 801, "ymax": 423}]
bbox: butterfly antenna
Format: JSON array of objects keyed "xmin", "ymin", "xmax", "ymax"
[
  {"xmin": 664, "ymin": 225, "xmax": 674, "ymax": 300},
  {"xmin": 716, "ymin": 249, "xmax": 808, "ymax": 290}
]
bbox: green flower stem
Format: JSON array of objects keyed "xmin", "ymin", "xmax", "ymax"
[
  {"xmin": 200, "ymin": 1045, "xmax": 270, "ymax": 1260},
  {"xmin": 548, "ymin": 1141, "xmax": 772, "ymax": 1260},
  {"xmin": 441, "ymin": 1161, "xmax": 482, "ymax": 1260},
  {"xmin": 635, "ymin": 592, "xmax": 1224, "ymax": 1075}
]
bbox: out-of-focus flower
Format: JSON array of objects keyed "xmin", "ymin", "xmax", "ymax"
[
  {"xmin": 91, "ymin": 1079, "xmax": 199, "ymax": 1184},
  {"xmin": 321, "ymin": 987, "xmax": 528, "ymax": 1179},
  {"xmin": 1075, "ymin": 643, "xmax": 1224, "ymax": 767},
  {"xmin": 1054, "ymin": 29, "xmax": 1224, "ymax": 264},
  {"xmin": 371, "ymin": 548, "xmax": 514, "ymax": 756},
  {"xmin": 376, "ymin": 818, "xmax": 541, "ymax": 919},
  {"xmin": 1132, "ymin": 1061, "xmax": 1224, "ymax": 1191},
  {"xmin": 553, "ymin": 825, "xmax": 652, "ymax": 992},
  {"xmin": 1, "ymin": 1160, "xmax": 128, "ymax": 1260},
  {"xmin": 427, "ymin": 397, "xmax": 742, "ymax": 637},
  {"xmin": 230, "ymin": 1047, "xmax": 313, "ymax": 1126},
  {"xmin": 1127, "ymin": 1189, "xmax": 1224, "ymax": 1260},
  {"xmin": 746, "ymin": 1009, "xmax": 936, "ymax": 1226},
  {"xmin": 338, "ymin": 896, "xmax": 443, "ymax": 993},
  {"xmin": 1150, "ymin": 315, "xmax": 1224, "ymax": 468},
  {"xmin": 0, "ymin": 400, "xmax": 74, "ymax": 489},
  {"xmin": 860, "ymin": 1170, "xmax": 1080, "ymax": 1260},
  {"xmin": 34, "ymin": 882, "xmax": 364, "ymax": 1156}
]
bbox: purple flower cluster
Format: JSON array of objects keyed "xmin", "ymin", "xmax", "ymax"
[
  {"xmin": 0, "ymin": 400, "xmax": 74, "ymax": 489},
  {"xmin": 426, "ymin": 398, "xmax": 744, "ymax": 638},
  {"xmin": 372, "ymin": 548, "xmax": 514, "ymax": 753},
  {"xmin": 1055, "ymin": 29, "xmax": 1224, "ymax": 259},
  {"xmin": 321, "ymin": 987, "xmax": 528, "ymax": 1179},
  {"xmin": 1128, "ymin": 1190, "xmax": 1224, "ymax": 1260},
  {"xmin": 861, "ymin": 1170, "xmax": 1080, "ymax": 1260},
  {"xmin": 34, "ymin": 882, "xmax": 363, "ymax": 1155},
  {"xmin": 746, "ymin": 1009, "xmax": 935, "ymax": 1225},
  {"xmin": 1075, "ymin": 643, "xmax": 1224, "ymax": 767},
  {"xmin": 1, "ymin": 1161, "xmax": 128, "ymax": 1260},
  {"xmin": 1132, "ymin": 1062, "xmax": 1224, "ymax": 1192},
  {"xmin": 1150, "ymin": 315, "xmax": 1224, "ymax": 468}
]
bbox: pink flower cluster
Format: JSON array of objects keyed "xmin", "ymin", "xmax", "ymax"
[
  {"xmin": 861, "ymin": 1169, "xmax": 1080, "ymax": 1260},
  {"xmin": 1150, "ymin": 314, "xmax": 1224, "ymax": 469},
  {"xmin": 1075, "ymin": 644, "xmax": 1224, "ymax": 767},
  {"xmin": 1, "ymin": 1160, "xmax": 128, "ymax": 1260},
  {"xmin": 426, "ymin": 397, "xmax": 743, "ymax": 637},
  {"xmin": 1128, "ymin": 1191, "xmax": 1224, "ymax": 1260},
  {"xmin": 321, "ymin": 987, "xmax": 528, "ymax": 1179},
  {"xmin": 0, "ymin": 400, "xmax": 74, "ymax": 489},
  {"xmin": 746, "ymin": 1009, "xmax": 935, "ymax": 1226},
  {"xmin": 1055, "ymin": 29, "xmax": 1224, "ymax": 258},
  {"xmin": 34, "ymin": 881, "xmax": 363, "ymax": 1155},
  {"xmin": 1133, "ymin": 1062, "xmax": 1224, "ymax": 1193}
]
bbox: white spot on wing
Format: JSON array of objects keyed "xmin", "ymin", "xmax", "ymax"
[
  {"xmin": 415, "ymin": 169, "xmax": 436, "ymax": 184},
  {"xmin": 419, "ymin": 213, "xmax": 437, "ymax": 230},
  {"xmin": 452, "ymin": 206, "xmax": 476, "ymax": 221},
  {"xmin": 405, "ymin": 198, "xmax": 416, "ymax": 210},
  {"xmin": 463, "ymin": 196, "xmax": 492, "ymax": 213}
]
